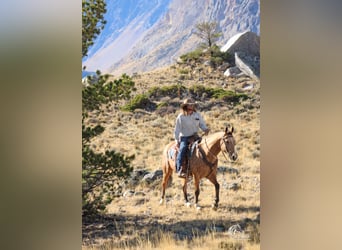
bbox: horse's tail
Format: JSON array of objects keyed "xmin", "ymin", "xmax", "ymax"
[{"xmin": 163, "ymin": 145, "xmax": 173, "ymax": 187}]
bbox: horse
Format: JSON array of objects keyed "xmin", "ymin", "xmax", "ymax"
[{"xmin": 159, "ymin": 126, "xmax": 238, "ymax": 210}]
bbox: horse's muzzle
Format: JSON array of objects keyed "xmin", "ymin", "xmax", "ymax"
[{"xmin": 231, "ymin": 153, "xmax": 238, "ymax": 161}]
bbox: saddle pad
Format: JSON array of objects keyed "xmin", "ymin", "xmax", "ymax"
[{"xmin": 168, "ymin": 147, "xmax": 176, "ymax": 160}]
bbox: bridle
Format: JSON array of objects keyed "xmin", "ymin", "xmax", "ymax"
[
  {"xmin": 201, "ymin": 133, "xmax": 237, "ymax": 178},
  {"xmin": 203, "ymin": 133, "xmax": 236, "ymax": 163},
  {"xmin": 220, "ymin": 134, "xmax": 236, "ymax": 162}
]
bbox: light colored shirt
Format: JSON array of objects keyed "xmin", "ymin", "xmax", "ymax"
[{"xmin": 174, "ymin": 111, "xmax": 208, "ymax": 142}]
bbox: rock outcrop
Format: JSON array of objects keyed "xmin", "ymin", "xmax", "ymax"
[
  {"xmin": 221, "ymin": 31, "xmax": 260, "ymax": 58},
  {"xmin": 223, "ymin": 66, "xmax": 242, "ymax": 77},
  {"xmin": 235, "ymin": 52, "xmax": 260, "ymax": 80},
  {"xmin": 221, "ymin": 31, "xmax": 260, "ymax": 80}
]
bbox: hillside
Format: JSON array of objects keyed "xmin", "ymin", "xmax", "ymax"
[
  {"xmin": 83, "ymin": 0, "xmax": 260, "ymax": 75},
  {"xmin": 82, "ymin": 60, "xmax": 260, "ymax": 249}
]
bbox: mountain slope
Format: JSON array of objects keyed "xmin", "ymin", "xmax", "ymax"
[
  {"xmin": 83, "ymin": 0, "xmax": 172, "ymax": 71},
  {"xmin": 83, "ymin": 0, "xmax": 260, "ymax": 76},
  {"xmin": 82, "ymin": 63, "xmax": 260, "ymax": 249}
]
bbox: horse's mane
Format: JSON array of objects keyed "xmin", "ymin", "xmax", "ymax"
[{"xmin": 199, "ymin": 131, "xmax": 224, "ymax": 146}]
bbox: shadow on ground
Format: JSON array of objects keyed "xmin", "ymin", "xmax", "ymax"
[{"xmin": 82, "ymin": 206, "xmax": 260, "ymax": 248}]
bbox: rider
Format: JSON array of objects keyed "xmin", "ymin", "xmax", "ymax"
[{"xmin": 174, "ymin": 98, "xmax": 210, "ymax": 177}]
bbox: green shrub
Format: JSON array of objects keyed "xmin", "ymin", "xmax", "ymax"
[
  {"xmin": 148, "ymin": 85, "xmax": 186, "ymax": 99},
  {"xmin": 178, "ymin": 68, "xmax": 189, "ymax": 74},
  {"xmin": 82, "ymin": 147, "xmax": 134, "ymax": 215},
  {"xmin": 82, "ymin": 73, "xmax": 135, "ymax": 111},
  {"xmin": 210, "ymin": 89, "xmax": 248, "ymax": 103},
  {"xmin": 188, "ymin": 85, "xmax": 210, "ymax": 97},
  {"xmin": 82, "ymin": 73, "xmax": 136, "ymax": 215},
  {"xmin": 180, "ymin": 48, "xmax": 203, "ymax": 62},
  {"xmin": 188, "ymin": 85, "xmax": 248, "ymax": 104},
  {"xmin": 210, "ymin": 56, "xmax": 223, "ymax": 66},
  {"xmin": 120, "ymin": 94, "xmax": 150, "ymax": 112},
  {"xmin": 211, "ymin": 45, "xmax": 232, "ymax": 61},
  {"xmin": 157, "ymin": 102, "xmax": 168, "ymax": 109},
  {"xmin": 210, "ymin": 45, "xmax": 233, "ymax": 66}
]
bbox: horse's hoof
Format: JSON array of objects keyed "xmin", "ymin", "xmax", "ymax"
[
  {"xmin": 159, "ymin": 198, "xmax": 164, "ymax": 205},
  {"xmin": 185, "ymin": 202, "xmax": 191, "ymax": 208},
  {"xmin": 211, "ymin": 204, "xmax": 218, "ymax": 211},
  {"xmin": 195, "ymin": 204, "xmax": 201, "ymax": 210}
]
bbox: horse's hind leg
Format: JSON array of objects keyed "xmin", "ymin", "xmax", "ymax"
[
  {"xmin": 183, "ymin": 179, "xmax": 189, "ymax": 205},
  {"xmin": 160, "ymin": 163, "xmax": 172, "ymax": 205},
  {"xmin": 207, "ymin": 175, "xmax": 220, "ymax": 210}
]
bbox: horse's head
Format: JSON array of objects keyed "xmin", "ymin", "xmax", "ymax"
[{"xmin": 221, "ymin": 126, "xmax": 238, "ymax": 161}]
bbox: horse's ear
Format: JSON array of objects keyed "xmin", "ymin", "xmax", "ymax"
[
  {"xmin": 225, "ymin": 126, "xmax": 228, "ymax": 134},
  {"xmin": 231, "ymin": 126, "xmax": 234, "ymax": 133}
]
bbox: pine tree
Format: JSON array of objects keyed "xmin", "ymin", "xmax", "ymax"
[
  {"xmin": 82, "ymin": 71, "xmax": 136, "ymax": 215},
  {"xmin": 82, "ymin": 2, "xmax": 136, "ymax": 215},
  {"xmin": 194, "ymin": 21, "xmax": 221, "ymax": 56},
  {"xmin": 82, "ymin": 0, "xmax": 107, "ymax": 57}
]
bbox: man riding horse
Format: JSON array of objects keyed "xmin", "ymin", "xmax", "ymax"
[
  {"xmin": 161, "ymin": 125, "xmax": 238, "ymax": 209},
  {"xmin": 174, "ymin": 98, "xmax": 210, "ymax": 177}
]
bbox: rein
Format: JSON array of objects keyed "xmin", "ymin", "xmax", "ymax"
[
  {"xmin": 220, "ymin": 139, "xmax": 231, "ymax": 162},
  {"xmin": 199, "ymin": 134, "xmax": 234, "ymax": 177},
  {"xmin": 200, "ymin": 137, "xmax": 219, "ymax": 178},
  {"xmin": 202, "ymin": 136, "xmax": 231, "ymax": 166},
  {"xmin": 198, "ymin": 145, "xmax": 216, "ymax": 169},
  {"xmin": 204, "ymin": 137, "xmax": 218, "ymax": 160},
  {"xmin": 200, "ymin": 140, "xmax": 217, "ymax": 178}
]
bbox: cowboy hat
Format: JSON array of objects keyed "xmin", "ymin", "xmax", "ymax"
[{"xmin": 180, "ymin": 98, "xmax": 197, "ymax": 108}]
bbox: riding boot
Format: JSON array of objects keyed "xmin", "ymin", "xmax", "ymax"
[{"xmin": 177, "ymin": 159, "xmax": 187, "ymax": 178}]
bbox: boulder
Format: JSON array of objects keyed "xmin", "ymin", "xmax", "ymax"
[
  {"xmin": 142, "ymin": 170, "xmax": 163, "ymax": 183},
  {"xmin": 221, "ymin": 31, "xmax": 260, "ymax": 80},
  {"xmin": 123, "ymin": 190, "xmax": 135, "ymax": 197},
  {"xmin": 176, "ymin": 57, "xmax": 184, "ymax": 64},
  {"xmin": 217, "ymin": 62, "xmax": 230, "ymax": 72},
  {"xmin": 127, "ymin": 169, "xmax": 149, "ymax": 187},
  {"xmin": 224, "ymin": 66, "xmax": 241, "ymax": 77},
  {"xmin": 235, "ymin": 52, "xmax": 260, "ymax": 80},
  {"xmin": 221, "ymin": 31, "xmax": 260, "ymax": 58},
  {"xmin": 228, "ymin": 224, "xmax": 243, "ymax": 234}
]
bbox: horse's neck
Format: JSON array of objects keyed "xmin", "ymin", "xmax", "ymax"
[{"xmin": 202, "ymin": 132, "xmax": 223, "ymax": 157}]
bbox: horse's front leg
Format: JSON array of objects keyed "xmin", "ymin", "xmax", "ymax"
[
  {"xmin": 194, "ymin": 176, "xmax": 201, "ymax": 210},
  {"xmin": 208, "ymin": 176, "xmax": 220, "ymax": 210},
  {"xmin": 213, "ymin": 182, "xmax": 220, "ymax": 209}
]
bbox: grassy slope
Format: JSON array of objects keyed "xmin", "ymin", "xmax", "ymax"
[{"xmin": 83, "ymin": 62, "xmax": 260, "ymax": 249}]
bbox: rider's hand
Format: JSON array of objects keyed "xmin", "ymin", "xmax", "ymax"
[{"xmin": 204, "ymin": 129, "xmax": 210, "ymax": 136}]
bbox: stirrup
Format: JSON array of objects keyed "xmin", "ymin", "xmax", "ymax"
[{"xmin": 177, "ymin": 170, "xmax": 186, "ymax": 178}]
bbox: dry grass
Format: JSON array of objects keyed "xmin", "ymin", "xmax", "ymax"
[
  {"xmin": 83, "ymin": 65, "xmax": 260, "ymax": 249},
  {"xmin": 83, "ymin": 229, "xmax": 260, "ymax": 250}
]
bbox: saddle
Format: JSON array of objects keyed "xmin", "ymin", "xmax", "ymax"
[{"xmin": 174, "ymin": 134, "xmax": 202, "ymax": 174}]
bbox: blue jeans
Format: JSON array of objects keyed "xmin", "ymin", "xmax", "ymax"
[{"xmin": 176, "ymin": 136, "xmax": 190, "ymax": 172}]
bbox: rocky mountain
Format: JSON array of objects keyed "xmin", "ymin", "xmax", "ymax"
[{"xmin": 83, "ymin": 0, "xmax": 260, "ymax": 76}]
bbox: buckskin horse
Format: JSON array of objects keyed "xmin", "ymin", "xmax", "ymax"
[{"xmin": 159, "ymin": 126, "xmax": 238, "ymax": 210}]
